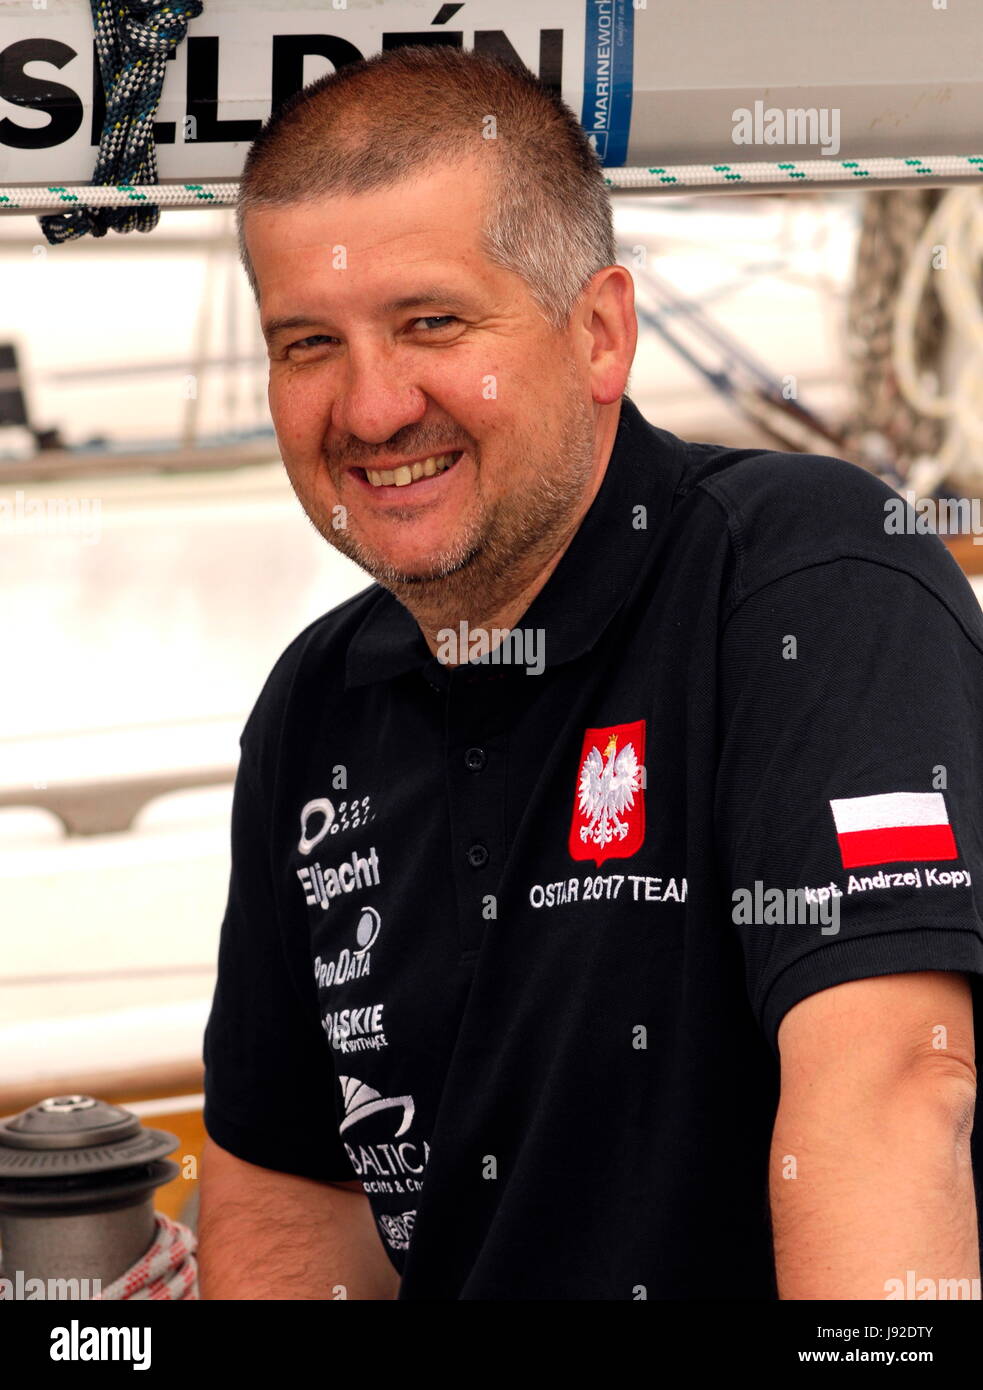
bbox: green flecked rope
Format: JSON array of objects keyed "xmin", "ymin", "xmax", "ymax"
[
  {"xmin": 606, "ymin": 155, "xmax": 983, "ymax": 189},
  {"xmin": 4, "ymin": 156, "xmax": 981, "ymax": 218},
  {"xmin": 37, "ymin": 0, "xmax": 203, "ymax": 244},
  {"xmin": 5, "ymin": 183, "xmax": 234, "ymax": 212}
]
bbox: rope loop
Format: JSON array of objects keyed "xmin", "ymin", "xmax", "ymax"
[{"xmin": 39, "ymin": 0, "xmax": 203, "ymax": 245}]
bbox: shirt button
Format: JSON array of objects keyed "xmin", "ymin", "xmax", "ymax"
[
  {"xmin": 464, "ymin": 746, "xmax": 487, "ymax": 773},
  {"xmin": 466, "ymin": 842, "xmax": 489, "ymax": 869}
]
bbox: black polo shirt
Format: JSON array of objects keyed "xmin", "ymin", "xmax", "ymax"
[{"xmin": 202, "ymin": 395, "xmax": 983, "ymax": 1300}]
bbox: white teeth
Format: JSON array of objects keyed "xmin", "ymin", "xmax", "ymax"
[{"xmin": 364, "ymin": 452, "xmax": 458, "ymax": 487}]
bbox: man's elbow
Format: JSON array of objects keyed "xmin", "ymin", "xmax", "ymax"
[{"xmin": 899, "ymin": 1051, "xmax": 977, "ymax": 1153}]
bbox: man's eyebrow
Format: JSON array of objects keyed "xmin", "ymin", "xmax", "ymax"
[
  {"xmin": 262, "ymin": 313, "xmax": 322, "ymax": 342},
  {"xmin": 376, "ymin": 288, "xmax": 475, "ymax": 316},
  {"xmin": 262, "ymin": 288, "xmax": 476, "ymax": 343}
]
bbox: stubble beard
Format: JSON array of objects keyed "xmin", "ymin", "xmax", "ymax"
[{"xmin": 299, "ymin": 387, "xmax": 598, "ymax": 629}]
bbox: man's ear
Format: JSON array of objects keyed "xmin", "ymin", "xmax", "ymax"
[{"xmin": 583, "ymin": 265, "xmax": 637, "ymax": 407}]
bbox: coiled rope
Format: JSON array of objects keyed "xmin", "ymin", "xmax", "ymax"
[
  {"xmin": 38, "ymin": 0, "xmax": 203, "ymax": 244},
  {"xmin": 842, "ymin": 190, "xmax": 946, "ymax": 477},
  {"xmin": 0, "ymin": 1212, "xmax": 198, "ymax": 1300},
  {"xmin": 891, "ymin": 186, "xmax": 983, "ymax": 491},
  {"xmin": 94, "ymin": 1213, "xmax": 198, "ymax": 1301},
  {"xmin": 5, "ymin": 155, "xmax": 983, "ymax": 216}
]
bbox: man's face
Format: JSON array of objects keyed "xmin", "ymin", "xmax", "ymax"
[{"xmin": 247, "ymin": 156, "xmax": 601, "ymax": 602}]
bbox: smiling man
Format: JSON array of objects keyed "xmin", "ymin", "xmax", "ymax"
[
  {"xmin": 254, "ymin": 152, "xmax": 608, "ymax": 650},
  {"xmin": 199, "ymin": 45, "xmax": 983, "ymax": 1301}
]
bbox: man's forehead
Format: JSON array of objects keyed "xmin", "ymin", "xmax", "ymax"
[
  {"xmin": 245, "ymin": 155, "xmax": 490, "ymax": 261},
  {"xmin": 247, "ymin": 165, "xmax": 507, "ymax": 327},
  {"xmin": 254, "ymin": 233, "xmax": 490, "ymax": 335}
]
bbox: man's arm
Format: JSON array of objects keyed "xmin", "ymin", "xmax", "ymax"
[
  {"xmin": 770, "ymin": 970, "xmax": 979, "ymax": 1300},
  {"xmin": 197, "ymin": 1137, "xmax": 401, "ymax": 1300}
]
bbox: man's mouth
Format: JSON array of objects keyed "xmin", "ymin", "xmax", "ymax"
[{"xmin": 353, "ymin": 450, "xmax": 463, "ymax": 489}]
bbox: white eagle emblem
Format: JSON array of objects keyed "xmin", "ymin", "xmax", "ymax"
[{"xmin": 577, "ymin": 732, "xmax": 642, "ymax": 849}]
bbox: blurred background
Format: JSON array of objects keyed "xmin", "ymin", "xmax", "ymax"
[{"xmin": 3, "ymin": 187, "xmax": 983, "ymax": 1225}]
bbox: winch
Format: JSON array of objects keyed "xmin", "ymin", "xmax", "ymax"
[{"xmin": 0, "ymin": 1094, "xmax": 179, "ymax": 1287}]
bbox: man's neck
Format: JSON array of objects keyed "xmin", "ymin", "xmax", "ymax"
[
  {"xmin": 412, "ymin": 544, "xmax": 571, "ymax": 657},
  {"xmin": 404, "ymin": 400, "xmax": 623, "ymax": 660}
]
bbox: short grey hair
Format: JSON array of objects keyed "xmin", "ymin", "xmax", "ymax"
[{"xmin": 236, "ymin": 44, "xmax": 618, "ymax": 332}]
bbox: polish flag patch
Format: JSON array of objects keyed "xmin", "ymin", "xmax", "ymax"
[{"xmin": 829, "ymin": 791, "xmax": 958, "ymax": 869}]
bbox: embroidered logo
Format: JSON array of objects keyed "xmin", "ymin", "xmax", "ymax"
[
  {"xmin": 338, "ymin": 1076, "xmax": 415, "ymax": 1136},
  {"xmin": 568, "ymin": 719, "xmax": 646, "ymax": 866},
  {"xmin": 297, "ymin": 795, "xmax": 376, "ymax": 855}
]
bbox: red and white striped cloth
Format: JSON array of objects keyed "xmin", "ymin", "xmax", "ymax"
[
  {"xmin": 829, "ymin": 791, "xmax": 958, "ymax": 870},
  {"xmin": 96, "ymin": 1212, "xmax": 198, "ymax": 1301}
]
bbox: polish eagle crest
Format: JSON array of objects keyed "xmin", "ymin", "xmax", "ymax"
[
  {"xmin": 568, "ymin": 719, "xmax": 647, "ymax": 865},
  {"xmin": 577, "ymin": 731, "xmax": 642, "ymax": 848}
]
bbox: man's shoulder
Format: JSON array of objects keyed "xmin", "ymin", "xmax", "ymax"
[
  {"xmin": 239, "ymin": 581, "xmax": 386, "ymax": 763},
  {"xmin": 678, "ymin": 436, "xmax": 897, "ymax": 546},
  {"xmin": 672, "ymin": 435, "xmax": 977, "ymax": 621}
]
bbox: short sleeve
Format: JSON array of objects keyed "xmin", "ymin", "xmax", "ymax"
[
  {"xmin": 202, "ymin": 745, "xmax": 357, "ymax": 1181},
  {"xmin": 715, "ymin": 556, "xmax": 983, "ymax": 1056}
]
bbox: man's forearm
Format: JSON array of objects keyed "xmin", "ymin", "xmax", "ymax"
[
  {"xmin": 770, "ymin": 1066, "xmax": 979, "ymax": 1300},
  {"xmin": 198, "ymin": 1141, "xmax": 400, "ymax": 1300}
]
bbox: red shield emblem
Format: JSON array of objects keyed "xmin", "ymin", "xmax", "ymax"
[{"xmin": 568, "ymin": 720, "xmax": 646, "ymax": 866}]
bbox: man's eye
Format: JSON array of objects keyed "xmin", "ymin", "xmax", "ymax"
[
  {"xmin": 291, "ymin": 335, "xmax": 335, "ymax": 351},
  {"xmin": 286, "ymin": 317, "xmax": 457, "ymax": 353},
  {"xmin": 413, "ymin": 315, "xmax": 458, "ymax": 331}
]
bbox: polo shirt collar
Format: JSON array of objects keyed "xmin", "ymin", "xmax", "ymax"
[{"xmin": 344, "ymin": 396, "xmax": 684, "ymax": 689}]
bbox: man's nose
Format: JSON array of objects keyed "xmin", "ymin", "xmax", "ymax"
[{"xmin": 330, "ymin": 341, "xmax": 428, "ymax": 446}]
